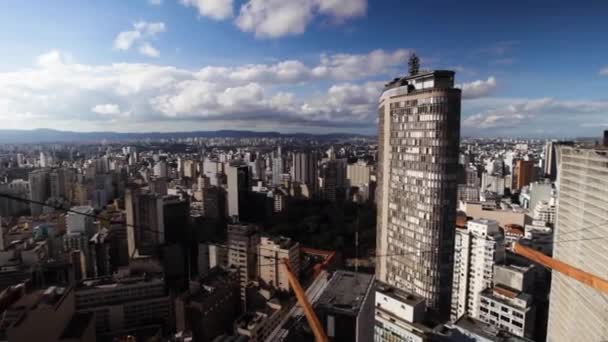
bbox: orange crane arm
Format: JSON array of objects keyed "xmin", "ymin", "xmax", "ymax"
[
  {"xmin": 513, "ymin": 242, "xmax": 608, "ymax": 294},
  {"xmin": 282, "ymin": 258, "xmax": 329, "ymax": 342}
]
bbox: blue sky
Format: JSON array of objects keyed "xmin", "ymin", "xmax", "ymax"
[{"xmin": 1, "ymin": 0, "xmax": 607, "ymax": 137}]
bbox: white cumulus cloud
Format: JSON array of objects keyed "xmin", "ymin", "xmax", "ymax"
[
  {"xmin": 113, "ymin": 21, "xmax": 166, "ymax": 57},
  {"xmin": 180, "ymin": 0, "xmax": 234, "ymax": 20},
  {"xmin": 138, "ymin": 42, "xmax": 160, "ymax": 58},
  {"xmin": 458, "ymin": 76, "xmax": 497, "ymax": 99},
  {"xmin": 235, "ymin": 0, "xmax": 367, "ymax": 38},
  {"xmin": 599, "ymin": 67, "xmax": 608, "ymax": 76}
]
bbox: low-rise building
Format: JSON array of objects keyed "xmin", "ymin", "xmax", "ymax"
[
  {"xmin": 175, "ymin": 267, "xmax": 240, "ymax": 342},
  {"xmin": 74, "ymin": 273, "xmax": 171, "ymax": 339},
  {"xmin": 315, "ymin": 270, "xmax": 374, "ymax": 342}
]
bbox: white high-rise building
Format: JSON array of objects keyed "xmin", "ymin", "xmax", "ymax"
[
  {"xmin": 547, "ymin": 146, "xmax": 608, "ymax": 342},
  {"xmin": 451, "ymin": 219, "xmax": 506, "ymax": 321}
]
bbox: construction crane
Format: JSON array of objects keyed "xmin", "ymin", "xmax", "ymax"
[
  {"xmin": 282, "ymin": 258, "xmax": 329, "ymax": 342},
  {"xmin": 513, "ymin": 242, "xmax": 608, "ymax": 294}
]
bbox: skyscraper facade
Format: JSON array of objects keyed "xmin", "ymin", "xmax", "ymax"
[
  {"xmin": 547, "ymin": 146, "xmax": 608, "ymax": 342},
  {"xmin": 226, "ymin": 163, "xmax": 250, "ymax": 219},
  {"xmin": 28, "ymin": 169, "xmax": 50, "ymax": 216},
  {"xmin": 376, "ymin": 70, "xmax": 461, "ymax": 318},
  {"xmin": 291, "ymin": 151, "xmax": 318, "ymax": 192}
]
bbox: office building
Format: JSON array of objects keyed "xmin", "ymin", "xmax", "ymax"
[
  {"xmin": 514, "ymin": 160, "xmax": 534, "ymax": 191},
  {"xmin": 547, "ymin": 146, "xmax": 608, "ymax": 342},
  {"xmin": 451, "ymin": 219, "xmax": 506, "ymax": 321},
  {"xmin": 28, "ymin": 169, "xmax": 50, "ymax": 216},
  {"xmin": 323, "ymin": 158, "xmax": 346, "ymax": 202},
  {"xmin": 226, "ymin": 164, "xmax": 250, "ymax": 219},
  {"xmin": 74, "ymin": 274, "xmax": 171, "ymax": 338},
  {"xmin": 374, "ymin": 282, "xmax": 434, "ymax": 341},
  {"xmin": 66, "ymin": 206, "xmax": 95, "ymax": 236},
  {"xmin": 153, "ymin": 160, "xmax": 168, "ymax": 178},
  {"xmin": 257, "ymin": 236, "xmax": 299, "ymax": 291},
  {"xmin": 376, "ymin": 69, "xmax": 461, "ymax": 318},
  {"xmin": 315, "ymin": 271, "xmax": 375, "ymax": 342},
  {"xmin": 478, "ymin": 264, "xmax": 536, "ymax": 338},
  {"xmin": 272, "ymin": 156, "xmax": 284, "ymax": 186},
  {"xmin": 228, "ymin": 223, "xmax": 260, "ymax": 305},
  {"xmin": 175, "ymin": 267, "xmax": 240, "ymax": 342},
  {"xmin": 125, "ymin": 190, "xmax": 164, "ymax": 257},
  {"xmin": 6, "ymin": 286, "xmax": 96, "ymax": 342},
  {"xmin": 346, "ymin": 161, "xmax": 372, "ymax": 187},
  {"xmin": 481, "ymin": 172, "xmax": 506, "ymax": 196},
  {"xmin": 291, "ymin": 151, "xmax": 318, "ymax": 192}
]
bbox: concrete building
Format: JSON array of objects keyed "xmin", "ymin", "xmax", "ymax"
[
  {"xmin": 291, "ymin": 151, "xmax": 318, "ymax": 193},
  {"xmin": 125, "ymin": 190, "xmax": 164, "ymax": 257},
  {"xmin": 315, "ymin": 270, "xmax": 375, "ymax": 342},
  {"xmin": 28, "ymin": 169, "xmax": 50, "ymax": 216},
  {"xmin": 478, "ymin": 264, "xmax": 536, "ymax": 339},
  {"xmin": 514, "ymin": 159, "xmax": 534, "ymax": 191},
  {"xmin": 153, "ymin": 160, "xmax": 168, "ymax": 178},
  {"xmin": 374, "ymin": 282, "xmax": 434, "ymax": 341},
  {"xmin": 461, "ymin": 202, "xmax": 530, "ymax": 228},
  {"xmin": 6, "ymin": 286, "xmax": 96, "ymax": 342},
  {"xmin": 376, "ymin": 69, "xmax": 461, "ymax": 319},
  {"xmin": 458, "ymin": 164, "xmax": 481, "ymax": 203},
  {"xmin": 66, "ymin": 206, "xmax": 95, "ymax": 236},
  {"xmin": 271, "ymin": 156, "xmax": 284, "ymax": 186},
  {"xmin": 322, "ymin": 159, "xmax": 346, "ymax": 202},
  {"xmin": 234, "ymin": 299, "xmax": 287, "ymax": 342},
  {"xmin": 228, "ymin": 223, "xmax": 260, "ymax": 305},
  {"xmin": 175, "ymin": 267, "xmax": 240, "ymax": 342},
  {"xmin": 532, "ymin": 199, "xmax": 556, "ymax": 226},
  {"xmin": 451, "ymin": 219, "xmax": 506, "ymax": 321},
  {"xmin": 346, "ymin": 161, "xmax": 371, "ymax": 187},
  {"xmin": 226, "ymin": 164, "xmax": 250, "ymax": 219},
  {"xmin": 183, "ymin": 159, "xmax": 198, "ymax": 179},
  {"xmin": 481, "ymin": 173, "xmax": 506, "ymax": 196},
  {"xmin": 209, "ymin": 243, "xmax": 229, "ymax": 269},
  {"xmin": 547, "ymin": 146, "xmax": 608, "ymax": 342},
  {"xmin": 74, "ymin": 274, "xmax": 171, "ymax": 338},
  {"xmin": 257, "ymin": 236, "xmax": 299, "ymax": 291}
]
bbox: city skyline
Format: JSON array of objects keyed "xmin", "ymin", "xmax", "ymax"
[{"xmin": 1, "ymin": 0, "xmax": 608, "ymax": 137}]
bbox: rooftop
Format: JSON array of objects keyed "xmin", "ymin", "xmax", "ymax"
[
  {"xmin": 450, "ymin": 315, "xmax": 534, "ymax": 341},
  {"xmin": 316, "ymin": 270, "xmax": 374, "ymax": 315}
]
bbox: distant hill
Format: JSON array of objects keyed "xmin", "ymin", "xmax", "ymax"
[{"xmin": 0, "ymin": 128, "xmax": 373, "ymax": 144}]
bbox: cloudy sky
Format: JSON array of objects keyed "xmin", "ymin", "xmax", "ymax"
[{"xmin": 1, "ymin": 0, "xmax": 607, "ymax": 137}]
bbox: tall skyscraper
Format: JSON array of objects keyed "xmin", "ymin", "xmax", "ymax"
[
  {"xmin": 28, "ymin": 169, "xmax": 50, "ymax": 216},
  {"xmin": 323, "ymin": 158, "xmax": 346, "ymax": 202},
  {"xmin": 226, "ymin": 163, "xmax": 250, "ymax": 219},
  {"xmin": 376, "ymin": 69, "xmax": 461, "ymax": 319},
  {"xmin": 271, "ymin": 156, "xmax": 284, "ymax": 186},
  {"xmin": 125, "ymin": 189, "xmax": 164, "ymax": 257},
  {"xmin": 547, "ymin": 146, "xmax": 608, "ymax": 342},
  {"xmin": 291, "ymin": 151, "xmax": 318, "ymax": 192}
]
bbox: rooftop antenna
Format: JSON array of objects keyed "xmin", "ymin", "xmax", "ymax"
[{"xmin": 408, "ymin": 53, "xmax": 420, "ymax": 76}]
